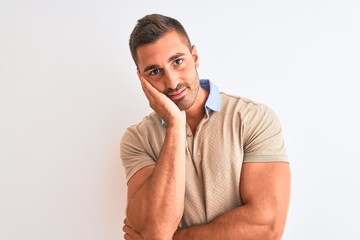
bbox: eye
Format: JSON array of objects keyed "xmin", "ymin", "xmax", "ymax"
[
  {"xmin": 149, "ymin": 69, "xmax": 160, "ymax": 76},
  {"xmin": 174, "ymin": 59, "xmax": 183, "ymax": 65}
]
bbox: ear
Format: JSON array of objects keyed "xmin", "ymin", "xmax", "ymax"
[{"xmin": 191, "ymin": 45, "xmax": 199, "ymax": 68}]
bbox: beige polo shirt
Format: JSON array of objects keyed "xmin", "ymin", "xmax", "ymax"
[{"xmin": 120, "ymin": 82, "xmax": 288, "ymax": 227}]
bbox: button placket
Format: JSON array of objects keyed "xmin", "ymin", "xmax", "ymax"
[{"xmin": 185, "ymin": 125, "xmax": 194, "ymax": 157}]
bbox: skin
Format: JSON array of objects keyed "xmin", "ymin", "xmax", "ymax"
[
  {"xmin": 123, "ymin": 30, "xmax": 291, "ymax": 240},
  {"xmin": 136, "ymin": 30, "xmax": 207, "ymax": 133}
]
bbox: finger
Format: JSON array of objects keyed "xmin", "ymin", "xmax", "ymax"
[
  {"xmin": 138, "ymin": 75, "xmax": 151, "ymax": 91},
  {"xmin": 139, "ymin": 76, "xmax": 171, "ymax": 112},
  {"xmin": 139, "ymin": 75, "xmax": 163, "ymax": 99},
  {"xmin": 123, "ymin": 225, "xmax": 142, "ymax": 240},
  {"xmin": 123, "ymin": 223, "xmax": 134, "ymax": 232},
  {"xmin": 124, "ymin": 233, "xmax": 133, "ymax": 240},
  {"xmin": 139, "ymin": 76, "xmax": 156, "ymax": 102}
]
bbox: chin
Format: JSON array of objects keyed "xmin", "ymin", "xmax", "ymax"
[{"xmin": 177, "ymin": 99, "xmax": 196, "ymax": 111}]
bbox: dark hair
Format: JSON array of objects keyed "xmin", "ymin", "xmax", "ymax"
[{"xmin": 129, "ymin": 14, "xmax": 192, "ymax": 67}]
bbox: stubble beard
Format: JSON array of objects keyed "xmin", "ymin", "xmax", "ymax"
[{"xmin": 172, "ymin": 81, "xmax": 200, "ymax": 111}]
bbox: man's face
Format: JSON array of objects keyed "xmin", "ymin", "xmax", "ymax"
[{"xmin": 136, "ymin": 31, "xmax": 200, "ymax": 111}]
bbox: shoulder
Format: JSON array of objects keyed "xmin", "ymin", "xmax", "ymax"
[
  {"xmin": 123, "ymin": 112, "xmax": 163, "ymax": 136},
  {"xmin": 220, "ymin": 92, "xmax": 274, "ymax": 119},
  {"xmin": 120, "ymin": 112, "xmax": 166, "ymax": 155}
]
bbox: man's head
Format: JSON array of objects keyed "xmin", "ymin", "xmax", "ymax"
[
  {"xmin": 129, "ymin": 14, "xmax": 201, "ymax": 111},
  {"xmin": 129, "ymin": 14, "xmax": 192, "ymax": 67}
]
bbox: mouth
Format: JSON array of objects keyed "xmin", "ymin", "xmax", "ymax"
[{"xmin": 168, "ymin": 87, "xmax": 187, "ymax": 101}]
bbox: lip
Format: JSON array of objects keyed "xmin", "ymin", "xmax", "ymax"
[{"xmin": 168, "ymin": 88, "xmax": 187, "ymax": 100}]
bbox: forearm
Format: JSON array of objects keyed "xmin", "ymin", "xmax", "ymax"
[
  {"xmin": 127, "ymin": 124, "xmax": 186, "ymax": 239},
  {"xmin": 173, "ymin": 204, "xmax": 285, "ymax": 240}
]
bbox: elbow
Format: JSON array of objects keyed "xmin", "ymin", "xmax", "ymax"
[
  {"xmin": 141, "ymin": 223, "xmax": 179, "ymax": 240},
  {"xmin": 142, "ymin": 232, "xmax": 172, "ymax": 240},
  {"xmin": 127, "ymin": 213, "xmax": 182, "ymax": 240},
  {"xmin": 260, "ymin": 222, "xmax": 284, "ymax": 240},
  {"xmin": 265, "ymin": 226, "xmax": 284, "ymax": 240},
  {"xmin": 126, "ymin": 199, "xmax": 184, "ymax": 239},
  {"xmin": 125, "ymin": 222, "xmax": 176, "ymax": 240},
  {"xmin": 261, "ymin": 211, "xmax": 286, "ymax": 240}
]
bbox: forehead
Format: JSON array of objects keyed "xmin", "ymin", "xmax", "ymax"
[{"xmin": 136, "ymin": 31, "xmax": 190, "ymax": 69}]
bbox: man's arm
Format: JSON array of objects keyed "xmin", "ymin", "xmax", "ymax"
[
  {"xmin": 173, "ymin": 162, "xmax": 291, "ymax": 240},
  {"xmin": 125, "ymin": 77, "xmax": 186, "ymax": 240}
]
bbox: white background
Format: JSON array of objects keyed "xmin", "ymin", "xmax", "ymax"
[{"xmin": 1, "ymin": 0, "xmax": 359, "ymax": 239}]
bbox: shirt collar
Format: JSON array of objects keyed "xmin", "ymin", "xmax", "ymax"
[{"xmin": 200, "ymin": 79, "xmax": 221, "ymax": 115}]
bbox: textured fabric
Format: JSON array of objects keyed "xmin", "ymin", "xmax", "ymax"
[{"xmin": 120, "ymin": 83, "xmax": 288, "ymax": 227}]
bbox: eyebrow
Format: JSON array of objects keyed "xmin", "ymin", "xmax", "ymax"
[{"xmin": 143, "ymin": 52, "xmax": 186, "ymax": 73}]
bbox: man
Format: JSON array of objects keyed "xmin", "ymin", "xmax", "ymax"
[{"xmin": 121, "ymin": 13, "xmax": 290, "ymax": 240}]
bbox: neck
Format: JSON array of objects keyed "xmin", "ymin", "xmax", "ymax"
[{"xmin": 185, "ymin": 88, "xmax": 209, "ymax": 134}]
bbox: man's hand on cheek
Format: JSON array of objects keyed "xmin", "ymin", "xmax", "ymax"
[{"xmin": 139, "ymin": 76, "xmax": 185, "ymax": 127}]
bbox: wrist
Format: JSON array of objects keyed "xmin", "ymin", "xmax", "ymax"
[{"xmin": 166, "ymin": 113, "xmax": 186, "ymax": 130}]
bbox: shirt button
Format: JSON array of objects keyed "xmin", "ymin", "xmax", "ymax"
[{"xmin": 187, "ymin": 134, "xmax": 192, "ymax": 138}]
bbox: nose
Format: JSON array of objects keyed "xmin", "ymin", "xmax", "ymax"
[{"xmin": 163, "ymin": 69, "xmax": 179, "ymax": 90}]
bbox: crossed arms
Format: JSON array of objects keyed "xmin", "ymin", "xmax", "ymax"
[
  {"xmin": 124, "ymin": 160, "xmax": 290, "ymax": 240},
  {"xmin": 122, "ymin": 78, "xmax": 291, "ymax": 239}
]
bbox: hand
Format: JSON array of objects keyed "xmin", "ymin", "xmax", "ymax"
[
  {"xmin": 139, "ymin": 76, "xmax": 186, "ymax": 127},
  {"xmin": 123, "ymin": 218, "xmax": 143, "ymax": 240}
]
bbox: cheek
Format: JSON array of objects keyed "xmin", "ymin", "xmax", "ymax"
[
  {"xmin": 151, "ymin": 81, "xmax": 166, "ymax": 93},
  {"xmin": 182, "ymin": 64, "xmax": 197, "ymax": 77}
]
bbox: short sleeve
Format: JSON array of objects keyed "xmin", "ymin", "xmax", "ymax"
[
  {"xmin": 242, "ymin": 104, "xmax": 288, "ymax": 163},
  {"xmin": 120, "ymin": 126, "xmax": 156, "ymax": 182}
]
